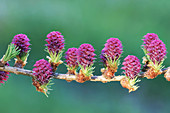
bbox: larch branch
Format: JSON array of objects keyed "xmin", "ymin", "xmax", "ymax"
[{"xmin": 0, "ymin": 66, "xmax": 168, "ymax": 82}]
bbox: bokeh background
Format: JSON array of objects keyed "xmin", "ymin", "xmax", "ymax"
[{"xmin": 0, "ymin": 0, "xmax": 170, "ymax": 113}]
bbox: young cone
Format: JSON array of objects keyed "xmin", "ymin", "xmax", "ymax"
[
  {"xmin": 142, "ymin": 33, "xmax": 167, "ymax": 79},
  {"xmin": 76, "ymin": 44, "xmax": 96, "ymax": 83},
  {"xmin": 32, "ymin": 59, "xmax": 54, "ymax": 97},
  {"xmin": 121, "ymin": 55, "xmax": 141, "ymax": 92},
  {"xmin": 0, "ymin": 63, "xmax": 10, "ymax": 85},
  {"xmin": 45, "ymin": 31, "xmax": 65, "ymax": 71},
  {"xmin": 12, "ymin": 34, "xmax": 31, "ymax": 68},
  {"xmin": 100, "ymin": 38, "xmax": 123, "ymax": 79},
  {"xmin": 65, "ymin": 48, "xmax": 78, "ymax": 75}
]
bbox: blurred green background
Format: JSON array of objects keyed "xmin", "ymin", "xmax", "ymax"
[{"xmin": 0, "ymin": 0, "xmax": 170, "ymax": 113}]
